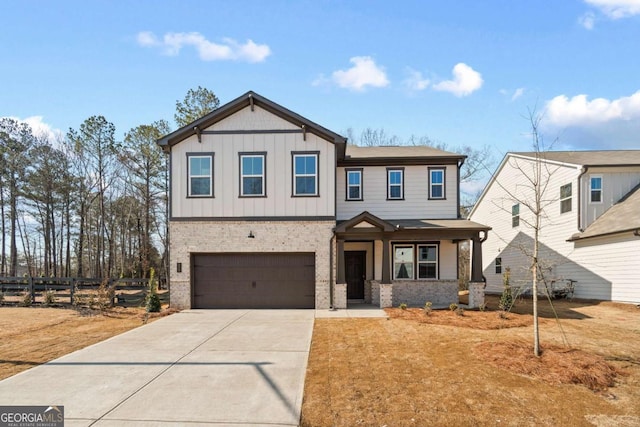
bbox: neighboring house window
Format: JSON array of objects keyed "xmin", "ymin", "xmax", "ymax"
[
  {"xmin": 417, "ymin": 244, "xmax": 438, "ymax": 279},
  {"xmin": 560, "ymin": 183, "xmax": 572, "ymax": 214},
  {"xmin": 428, "ymin": 168, "xmax": 445, "ymax": 199},
  {"xmin": 590, "ymin": 176, "xmax": 602, "ymax": 203},
  {"xmin": 495, "ymin": 257, "xmax": 502, "ymax": 274},
  {"xmin": 387, "ymin": 168, "xmax": 404, "ymax": 200},
  {"xmin": 187, "ymin": 153, "xmax": 213, "ymax": 197},
  {"xmin": 239, "ymin": 153, "xmax": 266, "ymax": 197},
  {"xmin": 393, "ymin": 243, "xmax": 439, "ymax": 280},
  {"xmin": 292, "ymin": 152, "xmax": 319, "ymax": 196},
  {"xmin": 346, "ymin": 168, "xmax": 363, "ymax": 201},
  {"xmin": 512, "ymin": 204, "xmax": 520, "ymax": 227}
]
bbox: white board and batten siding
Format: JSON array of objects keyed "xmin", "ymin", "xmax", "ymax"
[
  {"xmin": 170, "ymin": 105, "xmax": 336, "ymax": 218},
  {"xmin": 336, "ymin": 164, "xmax": 459, "ymax": 221}
]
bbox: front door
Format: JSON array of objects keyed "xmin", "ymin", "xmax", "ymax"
[{"xmin": 345, "ymin": 251, "xmax": 366, "ymax": 299}]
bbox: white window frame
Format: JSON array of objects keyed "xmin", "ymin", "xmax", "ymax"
[
  {"xmin": 495, "ymin": 257, "xmax": 502, "ymax": 274},
  {"xmin": 187, "ymin": 153, "xmax": 213, "ymax": 197},
  {"xmin": 512, "ymin": 203, "xmax": 520, "ymax": 228},
  {"xmin": 590, "ymin": 175, "xmax": 602, "ymax": 203},
  {"xmin": 346, "ymin": 169, "xmax": 363, "ymax": 201},
  {"xmin": 428, "ymin": 168, "xmax": 445, "ymax": 200},
  {"xmin": 387, "ymin": 168, "xmax": 404, "ymax": 200},
  {"xmin": 240, "ymin": 153, "xmax": 266, "ymax": 197},
  {"xmin": 393, "ymin": 245, "xmax": 414, "ymax": 280},
  {"xmin": 560, "ymin": 183, "xmax": 572, "ymax": 214},
  {"xmin": 292, "ymin": 152, "xmax": 319, "ymax": 196},
  {"xmin": 417, "ymin": 244, "xmax": 438, "ymax": 279}
]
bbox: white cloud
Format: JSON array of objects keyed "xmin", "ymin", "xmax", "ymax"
[
  {"xmin": 579, "ymin": 11, "xmax": 596, "ymax": 29},
  {"xmin": 404, "ymin": 68, "xmax": 430, "ymax": 91},
  {"xmin": 433, "ymin": 63, "xmax": 483, "ymax": 97},
  {"xmin": 585, "ymin": 0, "xmax": 640, "ymax": 19},
  {"xmin": 136, "ymin": 31, "xmax": 271, "ymax": 63},
  {"xmin": 329, "ymin": 56, "xmax": 389, "ymax": 91},
  {"xmin": 3, "ymin": 116, "xmax": 63, "ymax": 142},
  {"xmin": 543, "ymin": 90, "xmax": 640, "ymax": 148}
]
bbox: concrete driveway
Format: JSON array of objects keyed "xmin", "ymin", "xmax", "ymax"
[{"xmin": 0, "ymin": 309, "xmax": 314, "ymax": 426}]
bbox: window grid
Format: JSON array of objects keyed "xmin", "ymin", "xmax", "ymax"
[
  {"xmin": 392, "ymin": 243, "xmax": 439, "ymax": 280},
  {"xmin": 417, "ymin": 244, "xmax": 438, "ymax": 279},
  {"xmin": 512, "ymin": 203, "xmax": 520, "ymax": 228},
  {"xmin": 590, "ymin": 176, "xmax": 602, "ymax": 203},
  {"xmin": 429, "ymin": 168, "xmax": 445, "ymax": 199},
  {"xmin": 240, "ymin": 154, "xmax": 265, "ymax": 197},
  {"xmin": 560, "ymin": 183, "xmax": 572, "ymax": 214},
  {"xmin": 387, "ymin": 169, "xmax": 404, "ymax": 200},
  {"xmin": 495, "ymin": 257, "xmax": 502, "ymax": 274},
  {"xmin": 346, "ymin": 169, "xmax": 362, "ymax": 201},
  {"xmin": 293, "ymin": 153, "xmax": 318, "ymax": 196},
  {"xmin": 187, "ymin": 154, "xmax": 213, "ymax": 197}
]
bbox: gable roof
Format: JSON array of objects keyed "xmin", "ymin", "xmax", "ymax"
[
  {"xmin": 568, "ymin": 183, "xmax": 640, "ymax": 241},
  {"xmin": 156, "ymin": 91, "xmax": 347, "ymax": 151},
  {"xmin": 512, "ymin": 150, "xmax": 640, "ymax": 167},
  {"xmin": 334, "ymin": 211, "xmax": 396, "ymax": 233},
  {"xmin": 340, "ymin": 144, "xmax": 465, "ymax": 166}
]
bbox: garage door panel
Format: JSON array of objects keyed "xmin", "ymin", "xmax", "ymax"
[{"xmin": 193, "ymin": 253, "xmax": 315, "ymax": 309}]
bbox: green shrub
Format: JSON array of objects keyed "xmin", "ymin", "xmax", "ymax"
[
  {"xmin": 399, "ymin": 303, "xmax": 407, "ymax": 310},
  {"xmin": 424, "ymin": 301, "xmax": 433, "ymax": 315},
  {"xmin": 449, "ymin": 303, "xmax": 458, "ymax": 311},
  {"xmin": 146, "ymin": 268, "xmax": 161, "ymax": 313},
  {"xmin": 499, "ymin": 268, "xmax": 513, "ymax": 311}
]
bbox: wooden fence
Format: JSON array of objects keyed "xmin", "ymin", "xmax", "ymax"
[{"xmin": 0, "ymin": 276, "xmax": 167, "ymax": 307}]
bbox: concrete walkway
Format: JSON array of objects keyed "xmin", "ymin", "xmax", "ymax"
[{"xmin": 0, "ymin": 310, "xmax": 314, "ymax": 426}]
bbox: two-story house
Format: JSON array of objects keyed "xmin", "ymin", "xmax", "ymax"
[
  {"xmin": 469, "ymin": 151, "xmax": 640, "ymax": 303},
  {"xmin": 157, "ymin": 91, "xmax": 490, "ymax": 310}
]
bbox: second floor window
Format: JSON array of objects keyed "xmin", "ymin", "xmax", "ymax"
[
  {"xmin": 346, "ymin": 169, "xmax": 363, "ymax": 201},
  {"xmin": 240, "ymin": 153, "xmax": 266, "ymax": 197},
  {"xmin": 293, "ymin": 152, "xmax": 318, "ymax": 196},
  {"xmin": 590, "ymin": 176, "xmax": 602, "ymax": 203},
  {"xmin": 560, "ymin": 183, "xmax": 572, "ymax": 213},
  {"xmin": 512, "ymin": 203, "xmax": 520, "ymax": 228},
  {"xmin": 429, "ymin": 168, "xmax": 445, "ymax": 199},
  {"xmin": 187, "ymin": 153, "xmax": 213, "ymax": 197},
  {"xmin": 387, "ymin": 168, "xmax": 404, "ymax": 200}
]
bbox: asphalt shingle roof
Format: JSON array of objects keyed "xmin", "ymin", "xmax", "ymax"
[{"xmin": 512, "ymin": 150, "xmax": 640, "ymax": 166}]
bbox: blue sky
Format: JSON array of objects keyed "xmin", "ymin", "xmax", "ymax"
[{"xmin": 2, "ymin": 0, "xmax": 640, "ymax": 191}]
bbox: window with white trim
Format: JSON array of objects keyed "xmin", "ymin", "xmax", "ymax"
[
  {"xmin": 240, "ymin": 153, "xmax": 265, "ymax": 197},
  {"xmin": 560, "ymin": 183, "xmax": 572, "ymax": 213},
  {"xmin": 417, "ymin": 244, "xmax": 438, "ymax": 279},
  {"xmin": 590, "ymin": 176, "xmax": 602, "ymax": 203},
  {"xmin": 387, "ymin": 168, "xmax": 404, "ymax": 200},
  {"xmin": 187, "ymin": 154, "xmax": 213, "ymax": 197},
  {"xmin": 346, "ymin": 169, "xmax": 363, "ymax": 201},
  {"xmin": 429, "ymin": 168, "xmax": 445, "ymax": 199},
  {"xmin": 393, "ymin": 245, "xmax": 414, "ymax": 279},
  {"xmin": 495, "ymin": 257, "xmax": 502, "ymax": 274},
  {"xmin": 293, "ymin": 153, "xmax": 318, "ymax": 196},
  {"xmin": 512, "ymin": 203, "xmax": 520, "ymax": 228}
]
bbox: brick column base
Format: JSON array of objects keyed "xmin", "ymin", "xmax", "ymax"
[
  {"xmin": 468, "ymin": 282, "xmax": 486, "ymax": 309},
  {"xmin": 379, "ymin": 283, "xmax": 393, "ymax": 308},
  {"xmin": 333, "ymin": 283, "xmax": 347, "ymax": 309}
]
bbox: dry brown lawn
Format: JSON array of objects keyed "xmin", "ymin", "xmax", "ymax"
[
  {"xmin": 0, "ymin": 306, "xmax": 174, "ymax": 380},
  {"xmin": 301, "ymin": 296, "xmax": 640, "ymax": 427}
]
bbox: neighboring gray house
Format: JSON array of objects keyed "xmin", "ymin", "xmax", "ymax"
[
  {"xmin": 469, "ymin": 151, "xmax": 640, "ymax": 303},
  {"xmin": 157, "ymin": 91, "xmax": 489, "ymax": 310}
]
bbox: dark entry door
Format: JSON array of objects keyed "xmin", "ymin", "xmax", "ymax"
[{"xmin": 345, "ymin": 251, "xmax": 366, "ymax": 299}]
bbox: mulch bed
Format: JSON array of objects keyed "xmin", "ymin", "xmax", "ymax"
[{"xmin": 385, "ymin": 307, "xmax": 533, "ymax": 329}]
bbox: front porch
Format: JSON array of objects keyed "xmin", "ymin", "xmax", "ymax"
[{"xmin": 333, "ymin": 211, "xmax": 490, "ymax": 309}]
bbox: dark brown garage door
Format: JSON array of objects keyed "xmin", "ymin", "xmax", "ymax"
[{"xmin": 192, "ymin": 253, "xmax": 315, "ymax": 309}]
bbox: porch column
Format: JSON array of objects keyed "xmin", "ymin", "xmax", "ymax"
[
  {"xmin": 337, "ymin": 239, "xmax": 346, "ymax": 284},
  {"xmin": 471, "ymin": 234, "xmax": 484, "ymax": 282},
  {"xmin": 381, "ymin": 236, "xmax": 391, "ymax": 283}
]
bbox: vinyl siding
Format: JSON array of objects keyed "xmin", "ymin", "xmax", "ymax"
[
  {"xmin": 170, "ymin": 106, "xmax": 335, "ymax": 218},
  {"xmin": 336, "ymin": 164, "xmax": 458, "ymax": 220},
  {"xmin": 580, "ymin": 167, "xmax": 640, "ymax": 229}
]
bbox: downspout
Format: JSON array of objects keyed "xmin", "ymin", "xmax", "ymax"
[{"xmin": 577, "ymin": 166, "xmax": 588, "ymax": 232}]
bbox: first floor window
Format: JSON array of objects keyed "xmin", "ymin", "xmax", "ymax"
[
  {"xmin": 240, "ymin": 153, "xmax": 265, "ymax": 196},
  {"xmin": 293, "ymin": 153, "xmax": 318, "ymax": 196},
  {"xmin": 429, "ymin": 168, "xmax": 445, "ymax": 199},
  {"xmin": 512, "ymin": 203, "xmax": 520, "ymax": 227},
  {"xmin": 346, "ymin": 169, "xmax": 363, "ymax": 200},
  {"xmin": 590, "ymin": 176, "xmax": 602, "ymax": 203},
  {"xmin": 187, "ymin": 154, "xmax": 213, "ymax": 197},
  {"xmin": 393, "ymin": 243, "xmax": 439, "ymax": 280},
  {"xmin": 417, "ymin": 244, "xmax": 438, "ymax": 279},
  {"xmin": 560, "ymin": 183, "xmax": 572, "ymax": 213},
  {"xmin": 495, "ymin": 257, "xmax": 502, "ymax": 274}
]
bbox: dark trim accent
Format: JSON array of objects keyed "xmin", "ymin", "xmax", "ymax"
[
  {"xmin": 386, "ymin": 167, "xmax": 405, "ymax": 200},
  {"xmin": 170, "ymin": 216, "xmax": 336, "ymax": 222},
  {"xmin": 339, "ymin": 157, "xmax": 461, "ymax": 167},
  {"xmin": 201, "ymin": 129, "xmax": 303, "ymax": 135},
  {"xmin": 291, "ymin": 151, "xmax": 320, "ymax": 197},
  {"xmin": 157, "ymin": 91, "xmax": 347, "ymax": 150},
  {"xmin": 168, "ymin": 150, "xmax": 173, "ymax": 220},
  {"xmin": 334, "ymin": 211, "xmax": 396, "ymax": 233},
  {"xmin": 390, "ymin": 241, "xmax": 440, "ymax": 280},
  {"xmin": 577, "ymin": 166, "xmax": 588, "ymax": 231},
  {"xmin": 238, "ymin": 152, "xmax": 267, "ymax": 198},
  {"xmin": 345, "ymin": 168, "xmax": 364, "ymax": 201},
  {"xmin": 428, "ymin": 167, "xmax": 446, "ymax": 200},
  {"xmin": 186, "ymin": 152, "xmax": 215, "ymax": 198}
]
